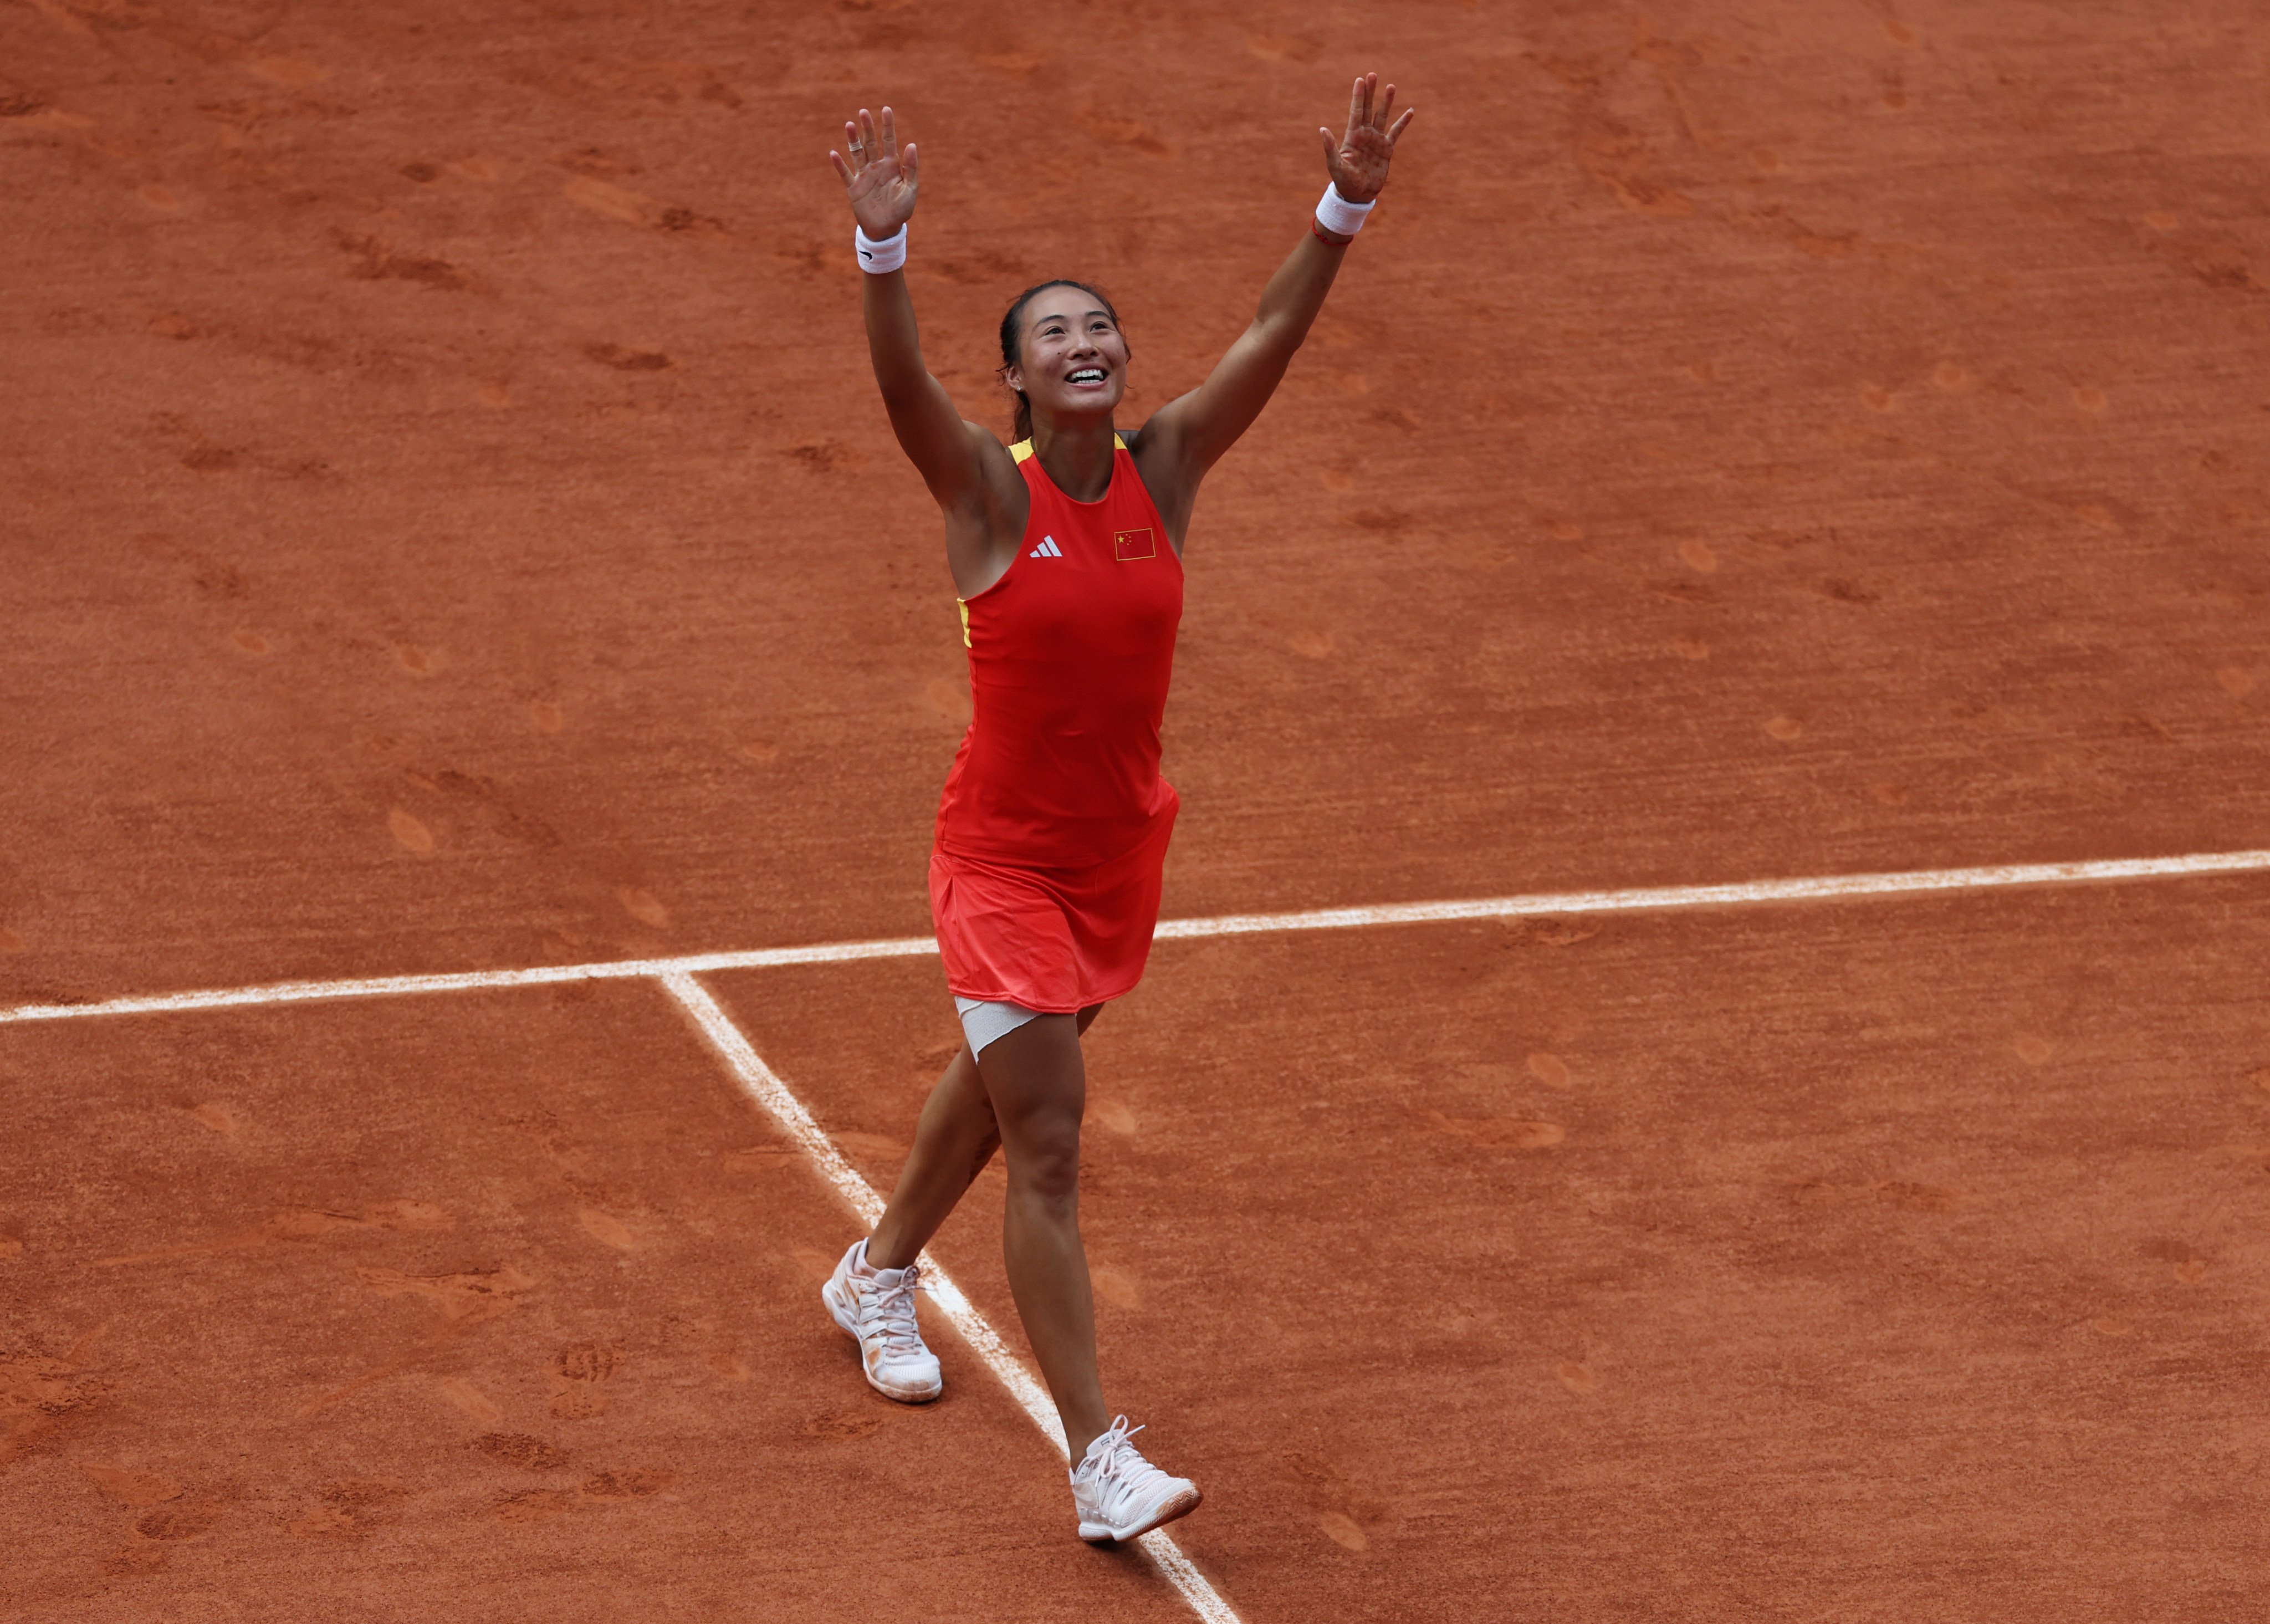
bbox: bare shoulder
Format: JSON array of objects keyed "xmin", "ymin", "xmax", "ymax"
[
  {"xmin": 960, "ymin": 419, "xmax": 1026, "ymax": 522},
  {"xmin": 940, "ymin": 421, "xmax": 1031, "ymax": 596},
  {"xmin": 1126, "ymin": 412, "xmax": 1199, "ymax": 550}
]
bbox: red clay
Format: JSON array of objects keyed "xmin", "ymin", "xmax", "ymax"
[{"xmin": 6, "ymin": 0, "xmax": 2270, "ymax": 1618}]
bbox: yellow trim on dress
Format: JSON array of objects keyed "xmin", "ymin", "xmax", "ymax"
[
  {"xmin": 958, "ymin": 597, "xmax": 972, "ymax": 648},
  {"xmin": 1008, "ymin": 433, "xmax": 1134, "ymax": 463}
]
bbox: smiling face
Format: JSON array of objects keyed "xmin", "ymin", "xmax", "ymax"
[{"xmin": 1003, "ymin": 284, "xmax": 1130, "ymax": 430}]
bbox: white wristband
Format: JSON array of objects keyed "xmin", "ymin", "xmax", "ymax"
[
  {"xmin": 1315, "ymin": 182, "xmax": 1375, "ymax": 238},
  {"xmin": 855, "ymin": 223, "xmax": 907, "ymax": 273}
]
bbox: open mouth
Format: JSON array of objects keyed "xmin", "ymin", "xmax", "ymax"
[{"xmin": 1066, "ymin": 368, "xmax": 1108, "ymax": 386}]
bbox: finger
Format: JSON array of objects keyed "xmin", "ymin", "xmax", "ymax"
[
  {"xmin": 829, "ymin": 149, "xmax": 851, "ymax": 183},
  {"xmin": 881, "ymin": 104, "xmax": 898, "ymax": 161},
  {"xmin": 1347, "ymin": 76, "xmax": 1364, "ymax": 139},
  {"xmin": 902, "ymin": 141, "xmax": 918, "ymax": 189},
  {"xmin": 1376, "ymin": 82, "xmax": 1397, "ymax": 127},
  {"xmin": 1358, "ymin": 72, "xmax": 1377, "ymax": 128},
  {"xmin": 1320, "ymin": 125, "xmax": 1337, "ymax": 165},
  {"xmin": 858, "ymin": 106, "xmax": 876, "ymax": 160},
  {"xmin": 1387, "ymin": 107, "xmax": 1415, "ymax": 144}
]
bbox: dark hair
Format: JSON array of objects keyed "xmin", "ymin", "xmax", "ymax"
[{"xmin": 997, "ymin": 279, "xmax": 1126, "ymax": 443}]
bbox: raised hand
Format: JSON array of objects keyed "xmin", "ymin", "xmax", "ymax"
[
  {"xmin": 829, "ymin": 105, "xmax": 918, "ymax": 238},
  {"xmin": 1318, "ymin": 74, "xmax": 1414, "ymax": 205}
]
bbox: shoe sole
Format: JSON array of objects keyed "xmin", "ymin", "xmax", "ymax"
[
  {"xmin": 821, "ymin": 1274, "xmax": 942, "ymax": 1404},
  {"xmin": 1079, "ymin": 1483, "xmax": 1203, "ymax": 1544}
]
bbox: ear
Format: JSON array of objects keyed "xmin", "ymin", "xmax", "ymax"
[{"xmin": 1002, "ymin": 361, "xmax": 1026, "ymax": 395}]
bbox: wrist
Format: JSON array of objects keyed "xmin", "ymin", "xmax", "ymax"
[
  {"xmin": 855, "ymin": 222, "xmax": 908, "ymax": 273},
  {"xmin": 1315, "ymin": 181, "xmax": 1375, "ymax": 240}
]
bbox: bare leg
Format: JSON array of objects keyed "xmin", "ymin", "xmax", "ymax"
[
  {"xmin": 976, "ymin": 1007, "xmax": 1111, "ymax": 1457},
  {"xmin": 867, "ymin": 1041, "xmax": 1000, "ymax": 1271}
]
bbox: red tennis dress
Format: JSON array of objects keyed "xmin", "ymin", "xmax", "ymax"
[{"xmin": 930, "ymin": 435, "xmax": 1183, "ymax": 1012}]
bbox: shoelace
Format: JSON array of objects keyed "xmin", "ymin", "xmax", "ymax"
[
  {"xmin": 861, "ymin": 1262, "xmax": 927, "ymax": 1355},
  {"xmin": 1080, "ymin": 1416, "xmax": 1178, "ymax": 1510}
]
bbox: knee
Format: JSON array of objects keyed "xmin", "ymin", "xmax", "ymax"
[{"xmin": 1006, "ymin": 1117, "xmax": 1082, "ymax": 1206}]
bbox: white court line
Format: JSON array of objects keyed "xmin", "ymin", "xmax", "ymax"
[
  {"xmin": 1151, "ymin": 846, "xmax": 2270, "ymax": 939},
  {"xmin": 0, "ymin": 937, "xmax": 939, "ymax": 1025},
  {"xmin": 4, "ymin": 847, "xmax": 2269, "ymax": 1025},
  {"xmin": 658, "ymin": 971, "xmax": 1242, "ymax": 1624}
]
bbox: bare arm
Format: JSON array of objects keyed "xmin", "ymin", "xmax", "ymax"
[
  {"xmin": 1136, "ymin": 76, "xmax": 1415, "ymax": 525},
  {"xmin": 830, "ymin": 107, "xmax": 1015, "ymax": 520}
]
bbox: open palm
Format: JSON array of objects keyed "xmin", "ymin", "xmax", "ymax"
[
  {"xmin": 830, "ymin": 105, "xmax": 919, "ymax": 238},
  {"xmin": 1320, "ymin": 74, "xmax": 1414, "ymax": 205}
]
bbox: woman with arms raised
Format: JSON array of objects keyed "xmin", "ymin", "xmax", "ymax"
[{"xmin": 819, "ymin": 76, "xmax": 1415, "ymax": 1544}]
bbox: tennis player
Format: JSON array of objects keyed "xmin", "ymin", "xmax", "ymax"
[{"xmin": 819, "ymin": 76, "xmax": 1414, "ymax": 1544}]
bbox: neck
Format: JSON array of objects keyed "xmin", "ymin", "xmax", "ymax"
[{"xmin": 1028, "ymin": 416, "xmax": 1118, "ymax": 502}]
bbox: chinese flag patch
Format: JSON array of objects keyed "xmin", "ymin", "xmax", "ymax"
[{"xmin": 1113, "ymin": 528, "xmax": 1157, "ymax": 561}]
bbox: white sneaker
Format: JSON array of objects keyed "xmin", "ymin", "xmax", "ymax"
[
  {"xmin": 1070, "ymin": 1416, "xmax": 1201, "ymax": 1543},
  {"xmin": 821, "ymin": 1239, "xmax": 942, "ymax": 1403}
]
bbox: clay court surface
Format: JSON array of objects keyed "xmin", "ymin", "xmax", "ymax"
[{"xmin": 5, "ymin": 1, "xmax": 2269, "ymax": 1618}]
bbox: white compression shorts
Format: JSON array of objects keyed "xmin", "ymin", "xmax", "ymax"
[{"xmin": 954, "ymin": 997, "xmax": 1041, "ymax": 1056}]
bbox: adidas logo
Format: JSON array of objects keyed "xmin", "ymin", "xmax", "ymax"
[{"xmin": 1029, "ymin": 536, "xmax": 1064, "ymax": 559}]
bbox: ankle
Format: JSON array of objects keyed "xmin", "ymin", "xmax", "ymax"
[{"xmin": 864, "ymin": 1234, "xmax": 914, "ymax": 1273}]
